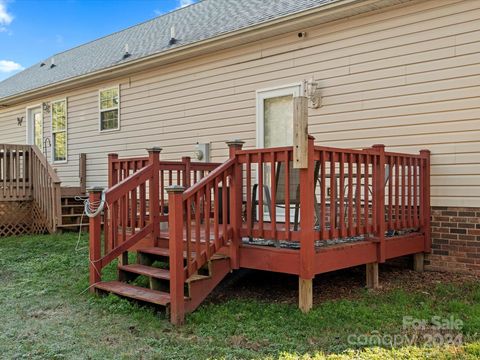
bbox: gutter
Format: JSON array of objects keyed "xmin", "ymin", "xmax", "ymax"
[{"xmin": 0, "ymin": 0, "xmax": 406, "ymax": 106}]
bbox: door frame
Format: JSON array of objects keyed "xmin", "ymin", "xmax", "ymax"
[
  {"xmin": 255, "ymin": 83, "xmax": 302, "ymax": 149},
  {"xmin": 25, "ymin": 104, "xmax": 43, "ymax": 150}
]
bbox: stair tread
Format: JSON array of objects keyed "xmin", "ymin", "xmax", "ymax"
[
  {"xmin": 137, "ymin": 247, "xmax": 229, "ymax": 261},
  {"xmin": 137, "ymin": 247, "xmax": 194, "ymax": 259},
  {"xmin": 186, "ymin": 274, "xmax": 210, "ymax": 283},
  {"xmin": 95, "ymin": 281, "xmax": 171, "ymax": 306},
  {"xmin": 119, "ymin": 264, "xmax": 170, "ymax": 280},
  {"xmin": 58, "ymin": 223, "xmax": 88, "ymax": 228}
]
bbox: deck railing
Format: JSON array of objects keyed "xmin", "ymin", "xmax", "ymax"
[
  {"xmin": 89, "ymin": 137, "xmax": 430, "ymax": 324},
  {"xmin": 0, "ymin": 144, "xmax": 32, "ymax": 201},
  {"xmin": 30, "ymin": 146, "xmax": 62, "ymax": 232},
  {"xmin": 89, "ymin": 149, "xmax": 222, "ymax": 289},
  {"xmin": 0, "ymin": 144, "xmax": 61, "ymax": 232}
]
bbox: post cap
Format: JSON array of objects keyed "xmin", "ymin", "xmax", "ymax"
[
  {"xmin": 308, "ymin": 135, "xmax": 315, "ymax": 140},
  {"xmin": 372, "ymin": 144, "xmax": 385, "ymax": 148},
  {"xmin": 87, "ymin": 186, "xmax": 104, "ymax": 193},
  {"xmin": 146, "ymin": 146, "xmax": 163, "ymax": 153},
  {"xmin": 108, "ymin": 153, "xmax": 118, "ymax": 158},
  {"xmin": 225, "ymin": 139, "xmax": 245, "ymax": 147},
  {"xmin": 420, "ymin": 149, "xmax": 431, "ymax": 155},
  {"xmin": 166, "ymin": 185, "xmax": 185, "ymax": 193}
]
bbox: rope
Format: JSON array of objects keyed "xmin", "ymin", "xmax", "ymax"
[
  {"xmin": 74, "ymin": 192, "xmax": 108, "ymax": 252},
  {"xmin": 73, "ymin": 192, "xmax": 109, "ymax": 294}
]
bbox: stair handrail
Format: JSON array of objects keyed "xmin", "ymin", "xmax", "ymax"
[
  {"xmin": 89, "ymin": 163, "xmax": 155, "ymax": 286},
  {"xmin": 30, "ymin": 145, "xmax": 62, "ymax": 232},
  {"xmin": 167, "ymin": 141, "xmax": 243, "ymax": 325}
]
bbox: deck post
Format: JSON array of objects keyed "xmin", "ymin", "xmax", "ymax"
[
  {"xmin": 88, "ymin": 187, "xmax": 104, "ymax": 292},
  {"xmin": 366, "ymin": 262, "xmax": 379, "ymax": 289},
  {"xmin": 182, "ymin": 156, "xmax": 191, "ymax": 188},
  {"xmin": 226, "ymin": 140, "xmax": 244, "ymax": 269},
  {"xmin": 79, "ymin": 153, "xmax": 87, "ymax": 194},
  {"xmin": 299, "ymin": 135, "xmax": 315, "ymax": 312},
  {"xmin": 420, "ymin": 149, "xmax": 431, "ymax": 253},
  {"xmin": 413, "ymin": 253, "xmax": 425, "ymax": 272},
  {"xmin": 372, "ymin": 144, "xmax": 386, "ymax": 263},
  {"xmin": 107, "ymin": 153, "xmax": 119, "ymax": 188},
  {"xmin": 299, "ymin": 278, "xmax": 313, "ymax": 313},
  {"xmin": 147, "ymin": 147, "xmax": 162, "ymax": 247},
  {"xmin": 167, "ymin": 185, "xmax": 186, "ymax": 325}
]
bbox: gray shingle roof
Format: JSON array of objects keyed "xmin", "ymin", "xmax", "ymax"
[{"xmin": 0, "ymin": 0, "xmax": 336, "ymax": 101}]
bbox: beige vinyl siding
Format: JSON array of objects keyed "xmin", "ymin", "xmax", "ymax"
[
  {"xmin": 0, "ymin": 104, "xmax": 25, "ymax": 144},
  {"xmin": 0, "ymin": 0, "xmax": 479, "ymax": 207}
]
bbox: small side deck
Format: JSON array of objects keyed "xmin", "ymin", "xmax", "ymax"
[{"xmin": 88, "ymin": 137, "xmax": 431, "ymax": 324}]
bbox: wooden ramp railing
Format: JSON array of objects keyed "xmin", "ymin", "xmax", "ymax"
[{"xmin": 0, "ymin": 144, "xmax": 62, "ymax": 234}]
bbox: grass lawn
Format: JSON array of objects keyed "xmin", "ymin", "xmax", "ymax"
[{"xmin": 1, "ymin": 233, "xmax": 480, "ymax": 359}]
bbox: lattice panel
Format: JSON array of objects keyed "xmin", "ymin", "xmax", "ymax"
[
  {"xmin": 30, "ymin": 202, "xmax": 49, "ymax": 234},
  {"xmin": 0, "ymin": 201, "xmax": 48, "ymax": 238}
]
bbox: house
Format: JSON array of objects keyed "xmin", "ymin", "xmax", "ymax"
[{"xmin": 0, "ymin": 0, "xmax": 479, "ymax": 323}]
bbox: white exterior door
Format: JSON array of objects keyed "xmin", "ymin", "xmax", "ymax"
[
  {"xmin": 27, "ymin": 106, "xmax": 43, "ymax": 152},
  {"xmin": 256, "ymin": 84, "xmax": 302, "ymax": 222},
  {"xmin": 256, "ymin": 84, "xmax": 302, "ymax": 148}
]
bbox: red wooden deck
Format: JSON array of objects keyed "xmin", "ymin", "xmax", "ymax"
[{"xmin": 88, "ymin": 137, "xmax": 431, "ymax": 324}]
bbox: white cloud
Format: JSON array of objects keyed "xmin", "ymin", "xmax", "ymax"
[
  {"xmin": 0, "ymin": 60, "xmax": 24, "ymax": 73},
  {"xmin": 0, "ymin": 1, "xmax": 13, "ymax": 26},
  {"xmin": 178, "ymin": 0, "xmax": 194, "ymax": 8}
]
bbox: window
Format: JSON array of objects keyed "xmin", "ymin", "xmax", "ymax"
[
  {"xmin": 51, "ymin": 99, "xmax": 67, "ymax": 162},
  {"xmin": 99, "ymin": 86, "xmax": 120, "ymax": 131}
]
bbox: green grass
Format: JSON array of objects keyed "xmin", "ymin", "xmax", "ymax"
[{"xmin": 0, "ymin": 233, "xmax": 479, "ymax": 359}]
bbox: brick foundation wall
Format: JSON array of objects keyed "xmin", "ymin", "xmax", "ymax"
[{"xmin": 425, "ymin": 206, "xmax": 480, "ymax": 274}]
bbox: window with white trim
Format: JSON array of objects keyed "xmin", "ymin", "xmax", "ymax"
[
  {"xmin": 51, "ymin": 100, "xmax": 67, "ymax": 162},
  {"xmin": 99, "ymin": 86, "xmax": 120, "ymax": 131}
]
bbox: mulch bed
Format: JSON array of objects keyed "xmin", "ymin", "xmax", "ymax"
[{"xmin": 206, "ymin": 261, "xmax": 479, "ymax": 306}]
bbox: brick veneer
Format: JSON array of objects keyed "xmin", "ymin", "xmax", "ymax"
[{"xmin": 425, "ymin": 206, "xmax": 480, "ymax": 273}]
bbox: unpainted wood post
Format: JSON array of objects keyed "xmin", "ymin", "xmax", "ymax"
[
  {"xmin": 53, "ymin": 180, "xmax": 62, "ymax": 230},
  {"xmin": 299, "ymin": 135, "xmax": 315, "ymax": 312},
  {"xmin": 299, "ymin": 278, "xmax": 313, "ymax": 313},
  {"xmin": 107, "ymin": 153, "xmax": 119, "ymax": 188},
  {"xmin": 372, "ymin": 144, "xmax": 386, "ymax": 263},
  {"xmin": 293, "ymin": 96, "xmax": 308, "ymax": 169},
  {"xmin": 88, "ymin": 187, "xmax": 104, "ymax": 291},
  {"xmin": 79, "ymin": 153, "xmax": 87, "ymax": 194},
  {"xmin": 182, "ymin": 156, "xmax": 191, "ymax": 187},
  {"xmin": 420, "ymin": 149, "xmax": 431, "ymax": 253},
  {"xmin": 147, "ymin": 147, "xmax": 162, "ymax": 247},
  {"xmin": 413, "ymin": 253, "xmax": 425, "ymax": 272},
  {"xmin": 366, "ymin": 262, "xmax": 379, "ymax": 289},
  {"xmin": 226, "ymin": 140, "xmax": 245, "ymax": 269},
  {"xmin": 167, "ymin": 185, "xmax": 186, "ymax": 325}
]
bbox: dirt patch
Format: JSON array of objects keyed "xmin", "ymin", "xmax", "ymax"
[{"xmin": 206, "ymin": 262, "xmax": 479, "ymax": 305}]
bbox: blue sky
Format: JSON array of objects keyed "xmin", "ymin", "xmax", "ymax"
[{"xmin": 0, "ymin": 0, "xmax": 197, "ymax": 81}]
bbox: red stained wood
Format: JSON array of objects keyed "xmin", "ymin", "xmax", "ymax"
[
  {"xmin": 90, "ymin": 137, "xmax": 431, "ymax": 324},
  {"xmin": 95, "ymin": 281, "xmax": 171, "ymax": 306}
]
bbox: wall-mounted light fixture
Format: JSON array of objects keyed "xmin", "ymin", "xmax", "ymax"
[
  {"xmin": 304, "ymin": 77, "xmax": 322, "ymax": 108},
  {"xmin": 42, "ymin": 102, "xmax": 50, "ymax": 113},
  {"xmin": 17, "ymin": 116, "xmax": 24, "ymax": 126}
]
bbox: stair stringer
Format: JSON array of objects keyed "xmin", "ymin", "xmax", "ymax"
[{"xmin": 184, "ymin": 256, "xmax": 232, "ymax": 313}]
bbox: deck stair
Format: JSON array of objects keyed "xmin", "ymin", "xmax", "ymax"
[
  {"xmin": 94, "ymin": 246, "xmax": 231, "ymax": 315},
  {"xmin": 58, "ymin": 195, "xmax": 88, "ymax": 231},
  {"xmin": 88, "ymin": 139, "xmax": 431, "ymax": 325}
]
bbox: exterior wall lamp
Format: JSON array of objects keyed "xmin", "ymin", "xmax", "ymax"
[{"xmin": 304, "ymin": 78, "xmax": 322, "ymax": 108}]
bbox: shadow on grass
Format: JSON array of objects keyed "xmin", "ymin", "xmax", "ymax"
[{"xmin": 0, "ymin": 233, "xmax": 479, "ymax": 359}]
